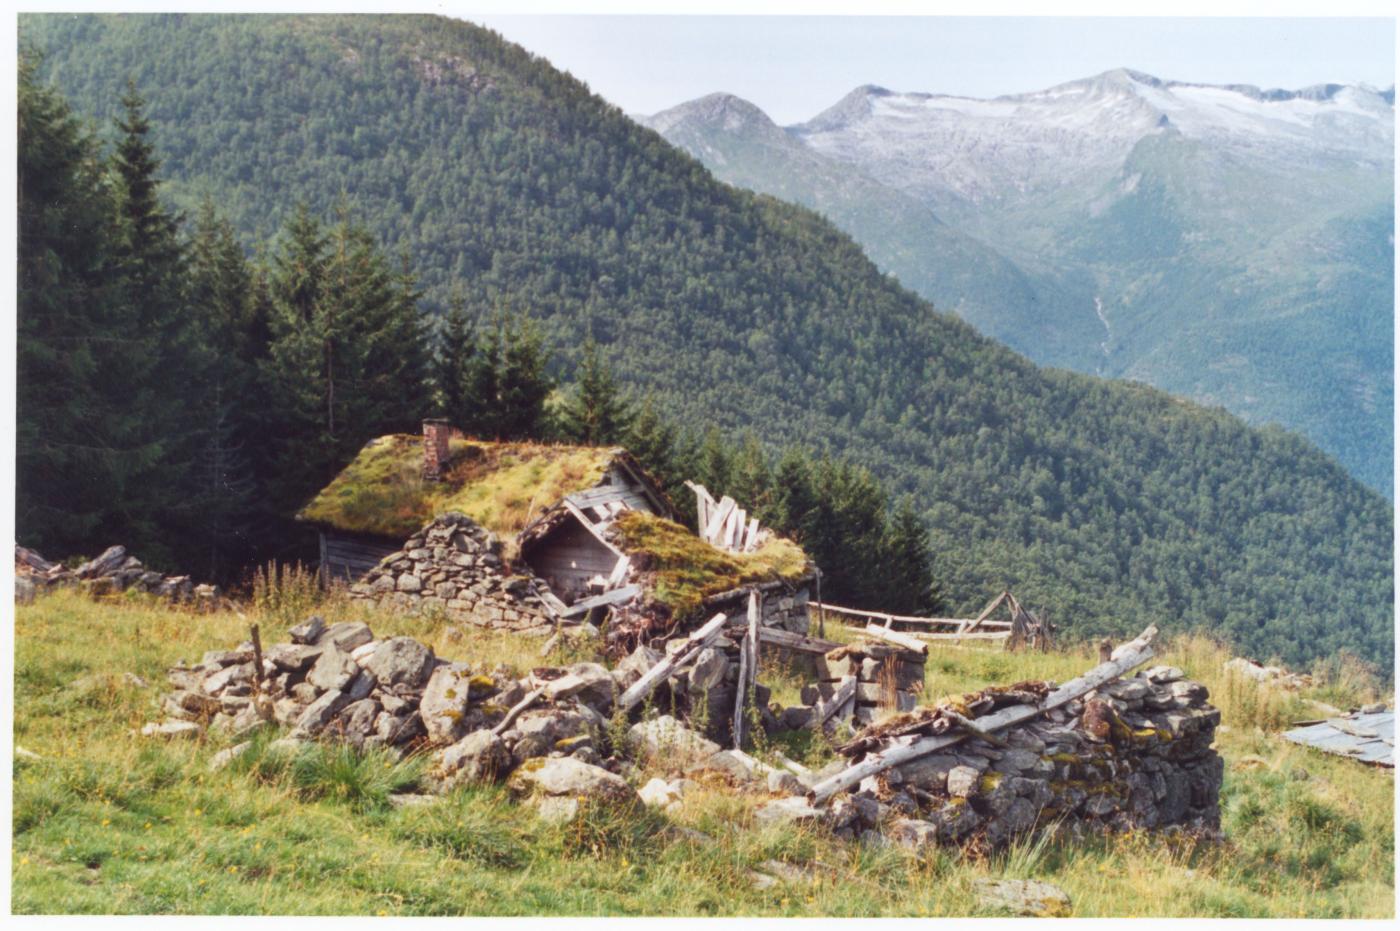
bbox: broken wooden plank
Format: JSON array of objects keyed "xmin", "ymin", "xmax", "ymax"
[
  {"xmin": 808, "ymin": 624, "xmax": 1159, "ymax": 805},
  {"xmin": 743, "ymin": 516, "xmax": 761, "ymax": 552},
  {"xmin": 863, "ymin": 623, "xmax": 929, "ymax": 657},
  {"xmin": 908, "ymin": 630, "xmax": 1011, "ymax": 642},
  {"xmin": 562, "ymin": 499, "xmax": 626, "ymax": 557},
  {"xmin": 560, "ymin": 584, "xmax": 641, "ymax": 618},
  {"xmin": 807, "ymin": 675, "xmax": 858, "ymax": 732},
  {"xmin": 704, "ymin": 496, "xmax": 737, "ymax": 544},
  {"xmin": 961, "ymin": 591, "xmax": 1010, "ymax": 634},
  {"xmin": 605, "ymin": 555, "xmax": 631, "ymax": 590},
  {"xmin": 535, "ymin": 589, "xmax": 569, "ymax": 618},
  {"xmin": 751, "ymin": 626, "xmax": 841, "ymax": 656},
  {"xmin": 617, "ymin": 612, "xmax": 729, "ymax": 713},
  {"xmin": 492, "ymin": 685, "xmax": 547, "ymax": 736}
]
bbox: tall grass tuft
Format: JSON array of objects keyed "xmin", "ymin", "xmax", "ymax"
[{"xmin": 250, "ymin": 560, "xmax": 329, "ymax": 627}]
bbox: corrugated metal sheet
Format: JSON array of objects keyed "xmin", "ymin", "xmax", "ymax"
[{"xmin": 1282, "ymin": 711, "xmax": 1393, "ymax": 767}]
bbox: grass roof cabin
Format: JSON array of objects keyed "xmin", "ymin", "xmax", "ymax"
[{"xmin": 299, "ymin": 420, "xmax": 817, "ymax": 636}]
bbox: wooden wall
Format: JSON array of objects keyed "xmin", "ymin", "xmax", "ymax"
[
  {"xmin": 321, "ymin": 531, "xmax": 401, "ymax": 584},
  {"xmin": 522, "ymin": 518, "xmax": 620, "ymax": 605}
]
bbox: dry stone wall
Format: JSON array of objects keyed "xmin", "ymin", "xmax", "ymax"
[
  {"xmin": 347, "ymin": 513, "xmax": 556, "ymax": 633},
  {"xmin": 838, "ymin": 666, "xmax": 1223, "ymax": 849},
  {"xmin": 15, "ymin": 543, "xmax": 219, "ymax": 608}
]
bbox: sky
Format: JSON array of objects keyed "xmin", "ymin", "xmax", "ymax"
[{"xmin": 460, "ymin": 15, "xmax": 1397, "ymax": 124}]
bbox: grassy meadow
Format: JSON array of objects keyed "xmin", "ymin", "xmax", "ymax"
[{"xmin": 10, "ymin": 585, "xmax": 1394, "ymax": 916}]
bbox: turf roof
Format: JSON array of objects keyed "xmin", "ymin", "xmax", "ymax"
[
  {"xmin": 611, "ymin": 510, "xmax": 813, "ymax": 622},
  {"xmin": 298, "ymin": 434, "xmax": 619, "ymax": 539}
]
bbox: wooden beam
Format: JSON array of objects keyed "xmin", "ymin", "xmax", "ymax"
[
  {"xmin": 811, "ymin": 601, "xmax": 1009, "ymax": 630},
  {"xmin": 606, "ymin": 555, "xmax": 631, "ymax": 590},
  {"xmin": 747, "ymin": 626, "xmax": 841, "ymax": 656},
  {"xmin": 908, "ymin": 630, "xmax": 1011, "ymax": 642},
  {"xmin": 961, "ymin": 590, "xmax": 1009, "ymax": 634},
  {"xmin": 732, "ymin": 592, "xmax": 761, "ymax": 749},
  {"xmin": 743, "ymin": 517, "xmax": 761, "ymax": 553},
  {"xmin": 560, "ymin": 584, "xmax": 641, "ymax": 618},
  {"xmin": 616, "ymin": 612, "xmax": 729, "ymax": 713},
  {"xmin": 863, "ymin": 622, "xmax": 929, "ymax": 657},
  {"xmin": 562, "ymin": 499, "xmax": 626, "ymax": 558},
  {"xmin": 807, "ymin": 625, "xmax": 1160, "ymax": 804}
]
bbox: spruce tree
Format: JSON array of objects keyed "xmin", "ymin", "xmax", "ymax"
[
  {"xmin": 17, "ymin": 52, "xmax": 119, "ymax": 553},
  {"xmin": 435, "ymin": 285, "xmax": 477, "ymax": 425},
  {"xmin": 881, "ymin": 499, "xmax": 944, "ymax": 615},
  {"xmin": 186, "ymin": 201, "xmax": 263, "ymax": 578},
  {"xmin": 495, "ymin": 313, "xmax": 554, "ymax": 440},
  {"xmin": 559, "ymin": 338, "xmax": 634, "ymax": 445}
]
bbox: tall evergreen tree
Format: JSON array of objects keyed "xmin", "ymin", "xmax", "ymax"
[
  {"xmin": 881, "ymin": 499, "xmax": 944, "ymax": 616},
  {"xmin": 494, "ymin": 312, "xmax": 554, "ymax": 440},
  {"xmin": 261, "ymin": 205, "xmax": 431, "ymax": 510},
  {"xmin": 558, "ymin": 338, "xmax": 634, "ymax": 445},
  {"xmin": 16, "ymin": 51, "xmax": 119, "ymax": 553},
  {"xmin": 99, "ymin": 80, "xmax": 198, "ymax": 562},
  {"xmin": 434, "ymin": 285, "xmax": 476, "ymax": 425},
  {"xmin": 185, "ymin": 201, "xmax": 263, "ymax": 578}
]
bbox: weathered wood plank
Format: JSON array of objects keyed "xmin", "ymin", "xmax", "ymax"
[
  {"xmin": 560, "ymin": 584, "xmax": 641, "ymax": 618},
  {"xmin": 807, "ymin": 676, "xmax": 858, "ymax": 731},
  {"xmin": 732, "ymin": 593, "xmax": 761, "ymax": 749},
  {"xmin": 863, "ymin": 623, "xmax": 929, "ymax": 656},
  {"xmin": 808, "ymin": 625, "xmax": 1159, "ymax": 804},
  {"xmin": 617, "ymin": 613, "xmax": 729, "ymax": 712},
  {"xmin": 961, "ymin": 591, "xmax": 1010, "ymax": 634},
  {"xmin": 704, "ymin": 496, "xmax": 737, "ymax": 544},
  {"xmin": 562, "ymin": 499, "xmax": 626, "ymax": 558}
]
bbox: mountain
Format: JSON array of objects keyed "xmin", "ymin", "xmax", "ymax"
[
  {"xmin": 644, "ymin": 71, "xmax": 1395, "ymax": 496},
  {"xmin": 19, "ymin": 14, "xmax": 1393, "ymax": 670}
]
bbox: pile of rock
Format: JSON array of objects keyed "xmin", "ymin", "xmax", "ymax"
[
  {"xmin": 15, "ymin": 544, "xmax": 219, "ymax": 608},
  {"xmin": 782, "ymin": 642, "xmax": 923, "ymax": 730},
  {"xmin": 783, "ymin": 665, "xmax": 1223, "ymax": 849},
  {"xmin": 347, "ymin": 513, "xmax": 557, "ymax": 634},
  {"xmin": 1224, "ymin": 656, "xmax": 1313, "ymax": 691}
]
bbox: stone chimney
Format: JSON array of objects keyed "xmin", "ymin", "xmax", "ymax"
[{"xmin": 422, "ymin": 418, "xmax": 452, "ymax": 482}]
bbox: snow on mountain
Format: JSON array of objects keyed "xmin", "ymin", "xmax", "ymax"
[{"xmin": 793, "ymin": 68, "xmax": 1393, "ymax": 204}]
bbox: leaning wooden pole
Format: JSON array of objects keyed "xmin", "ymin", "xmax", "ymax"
[
  {"xmin": 807, "ymin": 624, "xmax": 1159, "ymax": 805},
  {"xmin": 616, "ymin": 612, "xmax": 729, "ymax": 713}
]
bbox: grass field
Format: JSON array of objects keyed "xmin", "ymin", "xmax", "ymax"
[{"xmin": 10, "ymin": 588, "xmax": 1394, "ymax": 916}]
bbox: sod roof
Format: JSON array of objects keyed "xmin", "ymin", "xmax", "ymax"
[
  {"xmin": 611, "ymin": 510, "xmax": 814, "ymax": 621},
  {"xmin": 298, "ymin": 434, "xmax": 621, "ymax": 540}
]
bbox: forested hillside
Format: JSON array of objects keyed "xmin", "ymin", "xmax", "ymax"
[{"xmin": 18, "ymin": 13, "xmax": 1394, "ymax": 671}]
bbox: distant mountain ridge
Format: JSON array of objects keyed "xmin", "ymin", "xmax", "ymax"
[{"xmin": 644, "ymin": 69, "xmax": 1395, "ymax": 495}]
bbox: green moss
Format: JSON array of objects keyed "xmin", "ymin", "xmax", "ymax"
[
  {"xmin": 978, "ymin": 772, "xmax": 1003, "ymax": 793},
  {"xmin": 298, "ymin": 435, "xmax": 616, "ymax": 539},
  {"xmin": 469, "ymin": 675, "xmax": 499, "ymax": 693},
  {"xmin": 611, "ymin": 511, "xmax": 811, "ymax": 622}
]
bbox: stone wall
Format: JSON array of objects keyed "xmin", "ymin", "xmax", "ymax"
[
  {"xmin": 846, "ymin": 666, "xmax": 1223, "ymax": 848},
  {"xmin": 705, "ymin": 580, "xmax": 813, "ymax": 635},
  {"xmin": 15, "ymin": 544, "xmax": 219, "ymax": 608},
  {"xmin": 347, "ymin": 513, "xmax": 556, "ymax": 634}
]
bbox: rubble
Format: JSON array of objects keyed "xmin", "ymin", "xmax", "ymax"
[
  {"xmin": 15, "ymin": 543, "xmax": 221, "ymax": 608},
  {"xmin": 1224, "ymin": 656, "xmax": 1313, "ymax": 691}
]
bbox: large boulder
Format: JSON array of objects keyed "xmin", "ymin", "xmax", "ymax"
[
  {"xmin": 438, "ymin": 730, "xmax": 511, "ymax": 786},
  {"xmin": 544, "ymin": 662, "xmax": 615, "ymax": 710},
  {"xmin": 363, "ymin": 636, "xmax": 436, "ymax": 690},
  {"xmin": 307, "ymin": 645, "xmax": 359, "ymax": 692},
  {"xmin": 628, "ymin": 715, "xmax": 720, "ymax": 765},
  {"xmin": 419, "ymin": 663, "xmax": 475, "ymax": 744},
  {"xmin": 508, "ymin": 756, "xmax": 640, "ymax": 821}
]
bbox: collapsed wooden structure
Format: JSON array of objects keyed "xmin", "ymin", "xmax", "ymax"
[{"xmin": 811, "ymin": 589, "xmax": 1055, "ymax": 652}]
